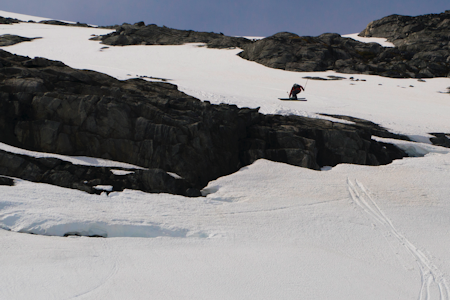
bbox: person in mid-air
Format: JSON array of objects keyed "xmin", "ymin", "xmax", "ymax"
[{"xmin": 289, "ymin": 83, "xmax": 305, "ymax": 100}]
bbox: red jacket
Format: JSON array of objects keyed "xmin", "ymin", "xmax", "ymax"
[{"xmin": 289, "ymin": 85, "xmax": 304, "ymax": 97}]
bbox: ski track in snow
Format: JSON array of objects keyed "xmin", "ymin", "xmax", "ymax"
[
  {"xmin": 347, "ymin": 179, "xmax": 449, "ymax": 300},
  {"xmin": 70, "ymin": 239, "xmax": 119, "ymax": 299}
]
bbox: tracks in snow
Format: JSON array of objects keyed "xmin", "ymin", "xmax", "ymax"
[{"xmin": 347, "ymin": 178, "xmax": 449, "ymax": 300}]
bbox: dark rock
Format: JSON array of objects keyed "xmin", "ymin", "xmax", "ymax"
[
  {"xmin": 0, "ymin": 176, "xmax": 14, "ymax": 186},
  {"xmin": 93, "ymin": 23, "xmax": 252, "ymax": 49},
  {"xmin": 429, "ymin": 133, "xmax": 450, "ymax": 148},
  {"xmin": 0, "ymin": 149, "xmax": 198, "ymax": 196},
  {"xmin": 358, "ymin": 11, "xmax": 450, "ymax": 45},
  {"xmin": 237, "ymin": 30, "xmax": 442, "ymax": 78},
  {"xmin": 0, "ymin": 17, "xmax": 21, "ymax": 24},
  {"xmin": 38, "ymin": 20, "xmax": 93, "ymax": 28},
  {"xmin": 0, "ymin": 50, "xmax": 408, "ymax": 195},
  {"xmin": 0, "ymin": 34, "xmax": 40, "ymax": 47},
  {"xmin": 358, "ymin": 11, "xmax": 450, "ymax": 78},
  {"xmin": 234, "ymin": 11, "xmax": 450, "ymax": 78}
]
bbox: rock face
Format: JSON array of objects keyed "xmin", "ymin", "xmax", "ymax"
[
  {"xmin": 0, "ymin": 150, "xmax": 200, "ymax": 196},
  {"xmin": 94, "ymin": 22, "xmax": 252, "ymax": 49},
  {"xmin": 239, "ymin": 32, "xmax": 385, "ymax": 73},
  {"xmin": 0, "ymin": 49, "xmax": 407, "ymax": 195},
  {"xmin": 0, "ymin": 34, "xmax": 40, "ymax": 47},
  {"xmin": 359, "ymin": 11, "xmax": 450, "ymax": 47},
  {"xmin": 358, "ymin": 11, "xmax": 450, "ymax": 78},
  {"xmin": 238, "ymin": 29, "xmax": 450, "ymax": 78}
]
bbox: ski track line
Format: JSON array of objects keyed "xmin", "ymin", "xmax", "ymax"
[
  {"xmin": 70, "ymin": 239, "xmax": 119, "ymax": 300},
  {"xmin": 347, "ymin": 178, "xmax": 449, "ymax": 300}
]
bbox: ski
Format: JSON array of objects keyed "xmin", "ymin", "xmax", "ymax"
[{"xmin": 278, "ymin": 98, "xmax": 307, "ymax": 101}]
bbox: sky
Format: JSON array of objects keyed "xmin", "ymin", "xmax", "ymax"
[{"xmin": 1, "ymin": 1, "xmax": 449, "ymax": 37}]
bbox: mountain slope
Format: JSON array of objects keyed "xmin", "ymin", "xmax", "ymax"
[{"xmin": 0, "ymin": 10, "xmax": 450, "ymax": 300}]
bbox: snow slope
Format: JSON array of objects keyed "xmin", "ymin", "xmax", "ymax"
[{"xmin": 0, "ymin": 10, "xmax": 450, "ymax": 300}]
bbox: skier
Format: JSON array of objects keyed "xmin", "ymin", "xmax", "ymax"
[{"xmin": 289, "ymin": 83, "xmax": 305, "ymax": 100}]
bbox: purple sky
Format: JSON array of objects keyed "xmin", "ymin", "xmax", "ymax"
[{"xmin": 2, "ymin": 0, "xmax": 449, "ymax": 36}]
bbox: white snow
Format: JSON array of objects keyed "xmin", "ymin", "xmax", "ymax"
[
  {"xmin": 373, "ymin": 136, "xmax": 450, "ymax": 157},
  {"xmin": 110, "ymin": 169, "xmax": 135, "ymax": 176},
  {"xmin": 343, "ymin": 33, "xmax": 395, "ymax": 47},
  {"xmin": 0, "ymin": 11, "xmax": 450, "ymax": 300},
  {"xmin": 0, "ymin": 142, "xmax": 143, "ymax": 169},
  {"xmin": 167, "ymin": 172, "xmax": 183, "ymax": 179},
  {"xmin": 93, "ymin": 185, "xmax": 114, "ymax": 192}
]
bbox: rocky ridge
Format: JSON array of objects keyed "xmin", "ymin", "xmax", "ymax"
[
  {"xmin": 0, "ymin": 50, "xmax": 407, "ymax": 195},
  {"xmin": 38, "ymin": 20, "xmax": 93, "ymax": 28},
  {"xmin": 92, "ymin": 21, "xmax": 252, "ymax": 49},
  {"xmin": 359, "ymin": 11, "xmax": 450, "ymax": 47},
  {"xmin": 0, "ymin": 16, "xmax": 21, "ymax": 25},
  {"xmin": 358, "ymin": 10, "xmax": 450, "ymax": 78},
  {"xmin": 238, "ymin": 11, "xmax": 450, "ymax": 78},
  {"xmin": 238, "ymin": 28, "xmax": 450, "ymax": 78},
  {"xmin": 90, "ymin": 11, "xmax": 450, "ymax": 78}
]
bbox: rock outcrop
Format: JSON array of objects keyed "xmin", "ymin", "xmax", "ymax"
[
  {"xmin": 0, "ymin": 49, "xmax": 407, "ymax": 195},
  {"xmin": 0, "ymin": 150, "xmax": 200, "ymax": 196},
  {"xmin": 238, "ymin": 29, "xmax": 450, "ymax": 78},
  {"xmin": 359, "ymin": 11, "xmax": 450, "ymax": 47},
  {"xmin": 429, "ymin": 133, "xmax": 450, "ymax": 148},
  {"xmin": 38, "ymin": 20, "xmax": 93, "ymax": 28},
  {"xmin": 93, "ymin": 22, "xmax": 252, "ymax": 49},
  {"xmin": 0, "ymin": 175, "xmax": 14, "ymax": 186},
  {"xmin": 0, "ymin": 34, "xmax": 40, "ymax": 47},
  {"xmin": 358, "ymin": 11, "xmax": 450, "ymax": 78},
  {"xmin": 0, "ymin": 16, "xmax": 21, "ymax": 25}
]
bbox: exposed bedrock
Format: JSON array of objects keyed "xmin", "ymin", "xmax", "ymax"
[
  {"xmin": 0, "ymin": 16, "xmax": 21, "ymax": 25},
  {"xmin": 239, "ymin": 11, "xmax": 450, "ymax": 78},
  {"xmin": 238, "ymin": 30, "xmax": 450, "ymax": 78},
  {"xmin": 429, "ymin": 133, "xmax": 450, "ymax": 148},
  {"xmin": 0, "ymin": 150, "xmax": 200, "ymax": 196},
  {"xmin": 0, "ymin": 34, "xmax": 40, "ymax": 47},
  {"xmin": 93, "ymin": 22, "xmax": 252, "ymax": 49},
  {"xmin": 357, "ymin": 11, "xmax": 450, "ymax": 78},
  {"xmin": 0, "ymin": 50, "xmax": 407, "ymax": 195}
]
